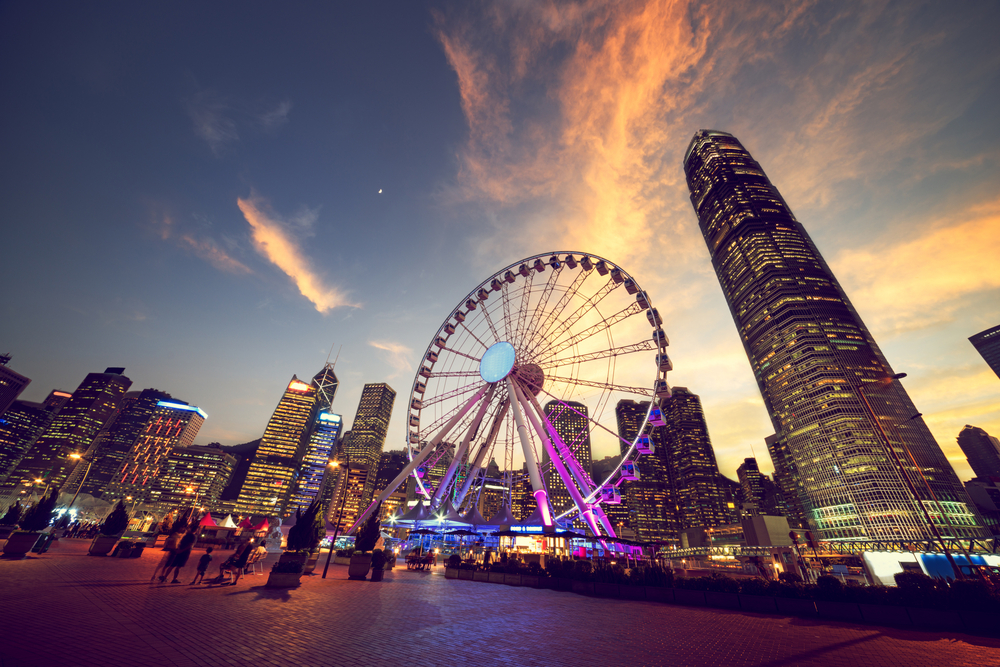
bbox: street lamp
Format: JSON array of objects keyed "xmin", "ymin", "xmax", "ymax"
[
  {"xmin": 854, "ymin": 373, "xmax": 964, "ymax": 579},
  {"xmin": 323, "ymin": 454, "xmax": 351, "ymax": 579},
  {"xmin": 66, "ymin": 453, "xmax": 95, "ymax": 513}
]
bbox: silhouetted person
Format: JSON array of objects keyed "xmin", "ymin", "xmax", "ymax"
[
  {"xmin": 191, "ymin": 547, "xmax": 213, "ymax": 585},
  {"xmin": 163, "ymin": 530, "xmax": 196, "ymax": 583}
]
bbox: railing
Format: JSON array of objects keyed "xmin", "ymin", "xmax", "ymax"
[{"xmin": 663, "ymin": 537, "xmax": 998, "ymax": 559}]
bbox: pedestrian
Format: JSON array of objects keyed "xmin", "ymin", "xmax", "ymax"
[
  {"xmin": 228, "ymin": 540, "xmax": 254, "ymax": 585},
  {"xmin": 151, "ymin": 532, "xmax": 180, "ymax": 583},
  {"xmin": 163, "ymin": 529, "xmax": 196, "ymax": 583},
  {"xmin": 215, "ymin": 541, "xmax": 251, "ymax": 585},
  {"xmin": 190, "ymin": 546, "xmax": 213, "ymax": 585}
]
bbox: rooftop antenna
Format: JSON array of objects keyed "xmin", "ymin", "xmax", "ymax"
[
  {"xmin": 749, "ymin": 442, "xmax": 757, "ymax": 459},
  {"xmin": 333, "ymin": 345, "xmax": 342, "ymax": 368}
]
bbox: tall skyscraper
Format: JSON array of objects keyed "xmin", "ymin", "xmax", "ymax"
[
  {"xmin": 342, "ymin": 383, "xmax": 396, "ymax": 509},
  {"xmin": 7, "ymin": 368, "xmax": 131, "ymax": 492},
  {"xmin": 737, "ymin": 458, "xmax": 765, "ymax": 513},
  {"xmin": 957, "ymin": 425, "xmax": 1000, "ymax": 480},
  {"xmin": 0, "ymin": 391, "xmax": 71, "ymax": 500},
  {"xmin": 0, "ymin": 354, "xmax": 31, "ymax": 415},
  {"xmin": 289, "ymin": 411, "xmax": 342, "ymax": 515},
  {"xmin": 685, "ymin": 129, "xmax": 983, "ymax": 540},
  {"xmin": 62, "ymin": 388, "xmax": 173, "ymax": 498},
  {"xmin": 155, "ymin": 443, "xmax": 236, "ymax": 508},
  {"xmin": 543, "ymin": 400, "xmax": 593, "ymax": 519},
  {"xmin": 970, "ymin": 325, "xmax": 1000, "ymax": 380},
  {"xmin": 236, "ymin": 376, "xmax": 319, "ymax": 517},
  {"xmin": 105, "ymin": 400, "xmax": 206, "ymax": 503},
  {"xmin": 659, "ymin": 387, "xmax": 729, "ymax": 530}
]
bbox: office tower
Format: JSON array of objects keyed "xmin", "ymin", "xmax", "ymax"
[
  {"xmin": 543, "ymin": 400, "xmax": 593, "ymax": 519},
  {"xmin": 685, "ymin": 130, "xmax": 983, "ymax": 540},
  {"xmin": 957, "ymin": 425, "xmax": 1000, "ymax": 480},
  {"xmin": 214, "ymin": 438, "xmax": 261, "ymax": 516},
  {"xmin": 289, "ymin": 411, "xmax": 342, "ymax": 515},
  {"xmin": 0, "ymin": 391, "xmax": 71, "ymax": 500},
  {"xmin": 327, "ymin": 464, "xmax": 370, "ymax": 535},
  {"xmin": 970, "ymin": 325, "xmax": 1000, "ymax": 379},
  {"xmin": 737, "ymin": 458, "xmax": 765, "ymax": 513},
  {"xmin": 343, "ymin": 383, "xmax": 396, "ymax": 508},
  {"xmin": 373, "ymin": 450, "xmax": 408, "ymax": 496},
  {"xmin": 764, "ymin": 434, "xmax": 809, "ymax": 525},
  {"xmin": 237, "ymin": 376, "xmax": 319, "ymax": 517},
  {"xmin": 7, "ymin": 368, "xmax": 131, "ymax": 493},
  {"xmin": 105, "ymin": 400, "xmax": 206, "ymax": 503},
  {"xmin": 964, "ymin": 478, "xmax": 1000, "ymax": 537},
  {"xmin": 62, "ymin": 388, "xmax": 172, "ymax": 498},
  {"xmin": 0, "ymin": 354, "xmax": 31, "ymax": 415},
  {"xmin": 155, "ymin": 444, "xmax": 236, "ymax": 508},
  {"xmin": 615, "ymin": 399, "xmax": 678, "ymax": 542},
  {"xmin": 312, "ymin": 362, "xmax": 340, "ymax": 410},
  {"xmin": 658, "ymin": 387, "xmax": 729, "ymax": 529}
]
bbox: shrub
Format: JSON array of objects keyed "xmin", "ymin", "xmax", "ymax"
[
  {"xmin": 949, "ymin": 579, "xmax": 1000, "ymax": 613},
  {"xmin": 894, "ymin": 570, "xmax": 936, "ymax": 592},
  {"xmin": 814, "ymin": 574, "xmax": 845, "ymax": 600},
  {"xmin": 20, "ymin": 491, "xmax": 57, "ymax": 532},
  {"xmin": 504, "ymin": 559, "xmax": 522, "ymax": 574},
  {"xmin": 100, "ymin": 501, "xmax": 129, "ymax": 536},
  {"xmin": 738, "ymin": 577, "xmax": 772, "ymax": 596},
  {"xmin": 271, "ymin": 560, "xmax": 304, "ymax": 574},
  {"xmin": 893, "ymin": 570, "xmax": 948, "ymax": 608},
  {"xmin": 354, "ymin": 503, "xmax": 382, "ymax": 553},
  {"xmin": 705, "ymin": 573, "xmax": 740, "ymax": 593},
  {"xmin": 490, "ymin": 562, "xmax": 506, "ymax": 573},
  {"xmin": 287, "ymin": 498, "xmax": 325, "ymax": 553},
  {"xmin": 592, "ymin": 562, "xmax": 627, "ymax": 584},
  {"xmin": 0, "ymin": 501, "xmax": 22, "ymax": 526},
  {"xmin": 778, "ymin": 570, "xmax": 803, "ymax": 584},
  {"xmin": 371, "ymin": 548, "xmax": 388, "ymax": 570},
  {"xmin": 525, "ymin": 561, "xmax": 542, "ymax": 576},
  {"xmin": 571, "ymin": 559, "xmax": 593, "ymax": 581},
  {"xmin": 545, "ymin": 558, "xmax": 567, "ymax": 578},
  {"xmin": 446, "ymin": 554, "xmax": 461, "ymax": 569}
]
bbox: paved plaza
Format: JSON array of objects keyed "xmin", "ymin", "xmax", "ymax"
[{"xmin": 1, "ymin": 540, "xmax": 999, "ymax": 667}]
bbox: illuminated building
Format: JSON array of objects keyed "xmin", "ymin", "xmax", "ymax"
[
  {"xmin": 63, "ymin": 388, "xmax": 172, "ymax": 499},
  {"xmin": 236, "ymin": 376, "xmax": 318, "ymax": 517},
  {"xmin": 289, "ymin": 411, "xmax": 342, "ymax": 515},
  {"xmin": 155, "ymin": 444, "xmax": 236, "ymax": 508},
  {"xmin": 685, "ymin": 129, "xmax": 983, "ymax": 540},
  {"xmin": 342, "ymin": 383, "xmax": 396, "ymax": 509},
  {"xmin": 615, "ymin": 399, "xmax": 679, "ymax": 543},
  {"xmin": 0, "ymin": 354, "xmax": 31, "ymax": 415},
  {"xmin": 105, "ymin": 400, "xmax": 206, "ymax": 503},
  {"xmin": 737, "ymin": 458, "xmax": 765, "ymax": 513},
  {"xmin": 764, "ymin": 434, "xmax": 809, "ymax": 525},
  {"xmin": 327, "ymin": 464, "xmax": 370, "ymax": 534},
  {"xmin": 7, "ymin": 368, "xmax": 131, "ymax": 493},
  {"xmin": 0, "ymin": 391, "xmax": 71, "ymax": 502},
  {"xmin": 969, "ymin": 325, "xmax": 1000, "ymax": 380},
  {"xmin": 477, "ymin": 478, "xmax": 505, "ymax": 522},
  {"xmin": 957, "ymin": 425, "xmax": 1000, "ymax": 480},
  {"xmin": 542, "ymin": 400, "xmax": 592, "ymax": 519}
]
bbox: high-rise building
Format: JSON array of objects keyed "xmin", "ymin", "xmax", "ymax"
[
  {"xmin": 105, "ymin": 400, "xmax": 206, "ymax": 503},
  {"xmin": 237, "ymin": 376, "xmax": 319, "ymax": 517},
  {"xmin": 658, "ymin": 387, "xmax": 729, "ymax": 530},
  {"xmin": 327, "ymin": 464, "xmax": 370, "ymax": 535},
  {"xmin": 62, "ymin": 388, "xmax": 173, "ymax": 499},
  {"xmin": 764, "ymin": 434, "xmax": 809, "ymax": 525},
  {"xmin": 957, "ymin": 425, "xmax": 1000, "ymax": 480},
  {"xmin": 685, "ymin": 129, "xmax": 983, "ymax": 540},
  {"xmin": 543, "ymin": 400, "xmax": 593, "ymax": 519},
  {"xmin": 6, "ymin": 368, "xmax": 131, "ymax": 493},
  {"xmin": 214, "ymin": 438, "xmax": 261, "ymax": 516},
  {"xmin": 737, "ymin": 458, "xmax": 765, "ymax": 513},
  {"xmin": 0, "ymin": 391, "xmax": 71, "ymax": 501},
  {"xmin": 155, "ymin": 443, "xmax": 236, "ymax": 508},
  {"xmin": 614, "ymin": 399, "xmax": 678, "ymax": 543},
  {"xmin": 0, "ymin": 354, "xmax": 31, "ymax": 416},
  {"xmin": 289, "ymin": 411, "xmax": 342, "ymax": 515},
  {"xmin": 342, "ymin": 383, "xmax": 396, "ymax": 509},
  {"xmin": 970, "ymin": 325, "xmax": 1000, "ymax": 380}
]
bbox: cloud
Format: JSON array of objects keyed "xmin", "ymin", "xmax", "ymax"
[
  {"xmin": 185, "ymin": 90, "xmax": 292, "ymax": 155},
  {"xmin": 368, "ymin": 340, "xmax": 413, "ymax": 379},
  {"xmin": 237, "ymin": 195, "xmax": 358, "ymax": 313},
  {"xmin": 151, "ymin": 208, "xmax": 251, "ymax": 275},
  {"xmin": 259, "ymin": 100, "xmax": 292, "ymax": 128}
]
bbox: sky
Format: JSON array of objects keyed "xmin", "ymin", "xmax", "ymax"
[{"xmin": 2, "ymin": 1, "xmax": 999, "ymax": 482}]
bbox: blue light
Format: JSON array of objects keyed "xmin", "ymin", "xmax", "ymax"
[
  {"xmin": 156, "ymin": 401, "xmax": 208, "ymax": 419},
  {"xmin": 479, "ymin": 341, "xmax": 516, "ymax": 383},
  {"xmin": 319, "ymin": 412, "xmax": 341, "ymax": 423}
]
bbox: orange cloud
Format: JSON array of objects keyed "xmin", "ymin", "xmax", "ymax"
[
  {"xmin": 178, "ymin": 234, "xmax": 251, "ymax": 275},
  {"xmin": 237, "ymin": 196, "xmax": 359, "ymax": 313},
  {"xmin": 368, "ymin": 340, "xmax": 414, "ymax": 379}
]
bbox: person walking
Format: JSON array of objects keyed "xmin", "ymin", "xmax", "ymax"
[
  {"xmin": 163, "ymin": 529, "xmax": 196, "ymax": 583},
  {"xmin": 152, "ymin": 531, "xmax": 181, "ymax": 583},
  {"xmin": 190, "ymin": 547, "xmax": 214, "ymax": 585}
]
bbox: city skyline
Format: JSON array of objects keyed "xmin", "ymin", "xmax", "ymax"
[{"xmin": 2, "ymin": 2, "xmax": 999, "ymax": 483}]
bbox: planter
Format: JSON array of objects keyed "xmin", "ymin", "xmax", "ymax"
[
  {"xmin": 88, "ymin": 534, "xmax": 119, "ymax": 556},
  {"xmin": 571, "ymin": 580, "xmax": 595, "ymax": 596},
  {"xmin": 552, "ymin": 577, "xmax": 573, "ymax": 591},
  {"xmin": 905, "ymin": 606, "xmax": 962, "ymax": 630},
  {"xmin": 458, "ymin": 569, "xmax": 475, "ymax": 580},
  {"xmin": 266, "ymin": 571, "xmax": 301, "ymax": 588},
  {"xmin": 958, "ymin": 610, "xmax": 1000, "ymax": 636},
  {"xmin": 774, "ymin": 597, "xmax": 817, "ymax": 616},
  {"xmin": 0, "ymin": 526, "xmax": 18, "ymax": 540},
  {"xmin": 503, "ymin": 573, "xmax": 522, "ymax": 586},
  {"xmin": 815, "ymin": 600, "xmax": 863, "ymax": 622},
  {"xmin": 370, "ymin": 567, "xmax": 384, "ymax": 582},
  {"xmin": 333, "ymin": 555, "xmax": 352, "ymax": 566},
  {"xmin": 594, "ymin": 583, "xmax": 620, "ymax": 598},
  {"xmin": 2, "ymin": 531, "xmax": 41, "ymax": 559},
  {"xmin": 520, "ymin": 574, "xmax": 540, "ymax": 588},
  {"xmin": 738, "ymin": 594, "xmax": 779, "ymax": 614},
  {"xmin": 673, "ymin": 589, "xmax": 707, "ymax": 606},
  {"xmin": 644, "ymin": 586, "xmax": 674, "ymax": 603},
  {"xmin": 348, "ymin": 553, "xmax": 373, "ymax": 580},
  {"xmin": 488, "ymin": 572, "xmax": 506, "ymax": 584},
  {"xmin": 279, "ymin": 551, "xmax": 309, "ymax": 566},
  {"xmin": 302, "ymin": 551, "xmax": 320, "ymax": 575},
  {"xmin": 474, "ymin": 570, "xmax": 490, "ymax": 582},
  {"xmin": 445, "ymin": 567, "xmax": 459, "ymax": 579},
  {"xmin": 859, "ymin": 603, "xmax": 912, "ymax": 627},
  {"xmin": 619, "ymin": 584, "xmax": 646, "ymax": 600},
  {"xmin": 705, "ymin": 591, "xmax": 740, "ymax": 609}
]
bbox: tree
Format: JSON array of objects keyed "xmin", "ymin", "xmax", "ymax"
[
  {"xmin": 287, "ymin": 498, "xmax": 324, "ymax": 552},
  {"xmin": 20, "ymin": 491, "xmax": 57, "ymax": 532},
  {"xmin": 100, "ymin": 500, "xmax": 129, "ymax": 536},
  {"xmin": 355, "ymin": 503, "xmax": 382, "ymax": 553},
  {"xmin": 0, "ymin": 501, "xmax": 22, "ymax": 526},
  {"xmin": 158, "ymin": 513, "xmax": 173, "ymax": 534}
]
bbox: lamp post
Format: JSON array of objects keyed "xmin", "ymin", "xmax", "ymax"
[
  {"xmin": 323, "ymin": 454, "xmax": 351, "ymax": 579},
  {"xmin": 855, "ymin": 373, "xmax": 964, "ymax": 579},
  {"xmin": 66, "ymin": 453, "xmax": 95, "ymax": 513}
]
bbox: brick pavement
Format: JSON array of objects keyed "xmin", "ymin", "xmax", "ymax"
[{"xmin": 1, "ymin": 539, "xmax": 999, "ymax": 667}]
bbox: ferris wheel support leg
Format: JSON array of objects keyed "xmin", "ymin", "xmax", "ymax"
[
  {"xmin": 591, "ymin": 505, "xmax": 622, "ymax": 552},
  {"xmin": 431, "ymin": 385, "xmax": 496, "ymax": 508},
  {"xmin": 346, "ymin": 384, "xmax": 489, "ymax": 535},
  {"xmin": 524, "ymin": 391, "xmax": 597, "ymax": 500},
  {"xmin": 506, "ymin": 376, "xmax": 553, "ymax": 527},
  {"xmin": 454, "ymin": 400, "xmax": 510, "ymax": 509},
  {"xmin": 512, "ymin": 382, "xmax": 603, "ymax": 539}
]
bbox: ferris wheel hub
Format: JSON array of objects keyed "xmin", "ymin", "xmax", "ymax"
[
  {"xmin": 479, "ymin": 341, "xmax": 516, "ymax": 383},
  {"xmin": 513, "ymin": 363, "xmax": 544, "ymax": 397}
]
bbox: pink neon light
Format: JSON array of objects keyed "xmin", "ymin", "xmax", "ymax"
[{"xmin": 533, "ymin": 489, "xmax": 553, "ymax": 526}]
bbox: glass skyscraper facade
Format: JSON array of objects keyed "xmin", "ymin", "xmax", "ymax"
[
  {"xmin": 289, "ymin": 411, "xmax": 342, "ymax": 515},
  {"xmin": 543, "ymin": 400, "xmax": 592, "ymax": 520},
  {"xmin": 969, "ymin": 324, "xmax": 1000, "ymax": 380},
  {"xmin": 684, "ymin": 129, "xmax": 983, "ymax": 541}
]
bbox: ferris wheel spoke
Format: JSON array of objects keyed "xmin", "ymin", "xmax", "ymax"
[
  {"xmin": 524, "ymin": 265, "xmax": 588, "ymax": 352},
  {"xmin": 539, "ymin": 301, "xmax": 645, "ymax": 362},
  {"xmin": 437, "ymin": 345, "xmax": 482, "ymax": 364},
  {"xmin": 418, "ymin": 380, "xmax": 486, "ymax": 410},
  {"xmin": 500, "ymin": 280, "xmax": 515, "ymax": 341},
  {"xmin": 543, "ymin": 373, "xmax": 651, "ymax": 397},
  {"xmin": 458, "ymin": 321, "xmax": 491, "ymax": 352},
  {"xmin": 534, "ymin": 383, "xmax": 637, "ymax": 456},
  {"xmin": 541, "ymin": 277, "xmax": 618, "ymax": 348},
  {"xmin": 537, "ymin": 340, "xmax": 656, "ymax": 370},
  {"xmin": 520, "ymin": 263, "xmax": 563, "ymax": 352},
  {"xmin": 477, "ymin": 292, "xmax": 502, "ymax": 343},
  {"xmin": 454, "ymin": 398, "xmax": 510, "ymax": 509},
  {"xmin": 424, "ymin": 370, "xmax": 481, "ymax": 379}
]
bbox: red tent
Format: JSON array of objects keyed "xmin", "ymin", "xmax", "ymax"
[
  {"xmin": 197, "ymin": 513, "xmax": 216, "ymax": 527},
  {"xmin": 252, "ymin": 518, "xmax": 270, "ymax": 532},
  {"xmin": 237, "ymin": 517, "xmax": 254, "ymax": 530}
]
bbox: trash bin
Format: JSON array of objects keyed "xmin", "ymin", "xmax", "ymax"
[
  {"xmin": 129, "ymin": 542, "xmax": 145, "ymax": 558},
  {"xmin": 112, "ymin": 540, "xmax": 133, "ymax": 558},
  {"xmin": 31, "ymin": 534, "xmax": 55, "ymax": 553}
]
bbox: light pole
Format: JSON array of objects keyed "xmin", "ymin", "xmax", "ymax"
[
  {"xmin": 855, "ymin": 373, "xmax": 964, "ymax": 579},
  {"xmin": 66, "ymin": 453, "xmax": 95, "ymax": 514},
  {"xmin": 323, "ymin": 454, "xmax": 351, "ymax": 579}
]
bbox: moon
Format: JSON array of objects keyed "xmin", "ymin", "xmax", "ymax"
[{"xmin": 378, "ymin": 189, "xmax": 382, "ymax": 194}]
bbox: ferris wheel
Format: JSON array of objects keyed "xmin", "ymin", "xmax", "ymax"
[{"xmin": 350, "ymin": 252, "xmax": 673, "ymax": 540}]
